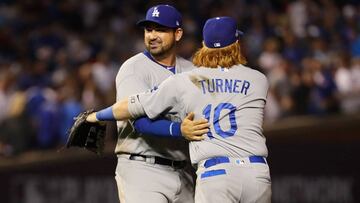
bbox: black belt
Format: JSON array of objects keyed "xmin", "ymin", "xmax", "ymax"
[{"xmin": 128, "ymin": 154, "xmax": 186, "ymax": 169}]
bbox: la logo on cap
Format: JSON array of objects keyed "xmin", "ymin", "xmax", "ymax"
[{"xmin": 152, "ymin": 7, "xmax": 160, "ymax": 17}]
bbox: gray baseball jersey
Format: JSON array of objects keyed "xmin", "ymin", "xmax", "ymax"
[
  {"xmin": 115, "ymin": 52, "xmax": 193, "ymax": 160},
  {"xmin": 115, "ymin": 52, "xmax": 196, "ymax": 203},
  {"xmin": 129, "ymin": 65, "xmax": 269, "ymax": 163},
  {"xmin": 129, "ymin": 64, "xmax": 271, "ymax": 202}
]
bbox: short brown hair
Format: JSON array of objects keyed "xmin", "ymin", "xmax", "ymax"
[{"xmin": 192, "ymin": 41, "xmax": 247, "ymax": 68}]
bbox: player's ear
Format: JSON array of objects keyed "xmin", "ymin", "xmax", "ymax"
[{"xmin": 174, "ymin": 28, "xmax": 183, "ymax": 42}]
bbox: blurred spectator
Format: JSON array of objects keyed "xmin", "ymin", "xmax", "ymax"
[
  {"xmin": 57, "ymin": 76, "xmax": 83, "ymax": 145},
  {"xmin": 282, "ymin": 30, "xmax": 305, "ymax": 65},
  {"xmin": 91, "ymin": 51, "xmax": 117, "ymax": 94},
  {"xmin": 258, "ymin": 37, "xmax": 282, "ymax": 73},
  {"xmin": 334, "ymin": 53, "xmax": 360, "ymax": 113},
  {"xmin": 0, "ymin": 67, "xmax": 13, "ymax": 122},
  {"xmin": 0, "ymin": 0, "xmax": 360, "ymax": 156},
  {"xmin": 302, "ymin": 57, "xmax": 339, "ymax": 115},
  {"xmin": 352, "ymin": 58, "xmax": 360, "ymax": 91},
  {"xmin": 287, "ymin": 0, "xmax": 309, "ymax": 38}
]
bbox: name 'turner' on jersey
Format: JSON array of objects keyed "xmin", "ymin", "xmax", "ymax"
[{"xmin": 198, "ymin": 78, "xmax": 250, "ymax": 95}]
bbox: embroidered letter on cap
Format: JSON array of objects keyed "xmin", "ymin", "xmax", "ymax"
[{"xmin": 152, "ymin": 7, "xmax": 160, "ymax": 17}]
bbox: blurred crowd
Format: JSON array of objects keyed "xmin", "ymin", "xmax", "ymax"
[{"xmin": 0, "ymin": 0, "xmax": 359, "ymax": 156}]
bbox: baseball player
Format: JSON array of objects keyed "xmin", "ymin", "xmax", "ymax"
[
  {"xmin": 88, "ymin": 16, "xmax": 271, "ymax": 203},
  {"xmin": 112, "ymin": 4, "xmax": 208, "ymax": 203}
]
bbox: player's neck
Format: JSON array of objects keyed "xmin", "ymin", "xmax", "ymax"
[{"xmin": 156, "ymin": 56, "xmax": 176, "ymax": 67}]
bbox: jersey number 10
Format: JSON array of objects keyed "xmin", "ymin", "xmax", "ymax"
[{"xmin": 202, "ymin": 103, "xmax": 238, "ymax": 139}]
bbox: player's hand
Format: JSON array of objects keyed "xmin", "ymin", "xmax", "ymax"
[
  {"xmin": 85, "ymin": 112, "xmax": 108, "ymax": 126},
  {"xmin": 86, "ymin": 112, "xmax": 98, "ymax": 123},
  {"xmin": 181, "ymin": 112, "xmax": 209, "ymax": 141}
]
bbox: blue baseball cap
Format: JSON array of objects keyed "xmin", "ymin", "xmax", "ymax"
[
  {"xmin": 137, "ymin": 5, "xmax": 182, "ymax": 28},
  {"xmin": 203, "ymin": 16, "xmax": 243, "ymax": 48}
]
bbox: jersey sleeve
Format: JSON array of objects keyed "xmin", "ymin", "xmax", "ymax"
[
  {"xmin": 257, "ymin": 73, "xmax": 270, "ymax": 102},
  {"xmin": 136, "ymin": 75, "xmax": 180, "ymax": 119},
  {"xmin": 115, "ymin": 61, "xmax": 150, "ymax": 130},
  {"xmin": 116, "ymin": 68, "xmax": 148, "ymax": 100}
]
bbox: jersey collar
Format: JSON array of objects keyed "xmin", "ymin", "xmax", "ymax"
[{"xmin": 218, "ymin": 66, "xmax": 229, "ymax": 72}]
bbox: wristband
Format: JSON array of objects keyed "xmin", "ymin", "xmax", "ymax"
[{"xmin": 96, "ymin": 106, "xmax": 115, "ymax": 121}]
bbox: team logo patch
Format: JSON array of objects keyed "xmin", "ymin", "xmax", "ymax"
[
  {"xmin": 152, "ymin": 7, "xmax": 160, "ymax": 17},
  {"xmin": 130, "ymin": 96, "xmax": 136, "ymax": 103},
  {"xmin": 236, "ymin": 159, "xmax": 245, "ymax": 165},
  {"xmin": 214, "ymin": 42, "xmax": 221, "ymax": 47},
  {"xmin": 150, "ymin": 86, "xmax": 158, "ymax": 92}
]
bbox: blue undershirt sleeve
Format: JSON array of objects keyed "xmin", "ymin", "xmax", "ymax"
[
  {"xmin": 133, "ymin": 117, "xmax": 182, "ymax": 138},
  {"xmin": 96, "ymin": 106, "xmax": 115, "ymax": 121}
]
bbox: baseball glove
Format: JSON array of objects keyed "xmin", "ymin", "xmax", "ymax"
[{"xmin": 66, "ymin": 110, "xmax": 107, "ymax": 155}]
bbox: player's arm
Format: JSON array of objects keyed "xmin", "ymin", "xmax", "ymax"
[
  {"xmin": 129, "ymin": 75, "xmax": 207, "ymax": 140},
  {"xmin": 86, "ymin": 99, "xmax": 131, "ymax": 121},
  {"xmin": 114, "ymin": 65, "xmax": 207, "ymax": 139},
  {"xmin": 133, "ymin": 115, "xmax": 209, "ymax": 140},
  {"xmin": 134, "ymin": 117, "xmax": 182, "ymax": 137},
  {"xmin": 87, "ymin": 76, "xmax": 207, "ymax": 140},
  {"xmin": 86, "ymin": 102, "xmax": 207, "ymax": 141}
]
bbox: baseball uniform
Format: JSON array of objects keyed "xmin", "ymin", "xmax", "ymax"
[
  {"xmin": 115, "ymin": 51, "xmax": 195, "ymax": 203},
  {"xmin": 128, "ymin": 65, "xmax": 271, "ymax": 203}
]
